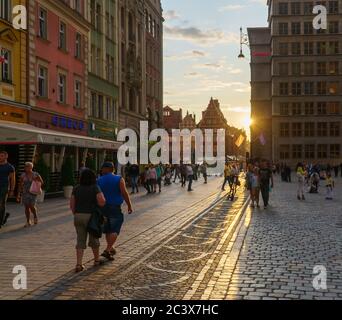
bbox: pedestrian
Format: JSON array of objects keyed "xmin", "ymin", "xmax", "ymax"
[
  {"xmin": 245, "ymin": 164, "xmax": 253, "ymax": 204},
  {"xmin": 70, "ymin": 169, "xmax": 106, "ymax": 273},
  {"xmin": 180, "ymin": 162, "xmax": 187, "ymax": 188},
  {"xmin": 0, "ymin": 151, "xmax": 15, "ymax": 228},
  {"xmin": 16, "ymin": 162, "xmax": 44, "ymax": 228},
  {"xmin": 200, "ymin": 162, "xmax": 208, "ymax": 184},
  {"xmin": 148, "ymin": 165, "xmax": 157, "ymax": 193},
  {"xmin": 97, "ymin": 162, "xmax": 133, "ymax": 261},
  {"xmin": 251, "ymin": 167, "xmax": 260, "ymax": 208},
  {"xmin": 164, "ymin": 165, "xmax": 172, "ymax": 186},
  {"xmin": 259, "ymin": 160, "xmax": 274, "ymax": 209},
  {"xmin": 325, "ymin": 172, "xmax": 335, "ymax": 200},
  {"xmin": 222, "ymin": 162, "xmax": 231, "ymax": 191},
  {"xmin": 128, "ymin": 163, "xmax": 140, "ymax": 194},
  {"xmin": 143, "ymin": 166, "xmax": 151, "ymax": 194},
  {"xmin": 156, "ymin": 163, "xmax": 164, "ymax": 193},
  {"xmin": 186, "ymin": 163, "xmax": 194, "ymax": 192},
  {"xmin": 296, "ymin": 163, "xmax": 306, "ymax": 201},
  {"xmin": 173, "ymin": 165, "xmax": 180, "ymax": 183},
  {"xmin": 79, "ymin": 161, "xmax": 88, "ymax": 176}
]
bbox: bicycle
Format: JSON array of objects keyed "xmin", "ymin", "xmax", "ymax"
[{"xmin": 227, "ymin": 175, "xmax": 240, "ymax": 201}]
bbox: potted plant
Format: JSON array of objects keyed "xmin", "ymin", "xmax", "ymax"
[
  {"xmin": 61, "ymin": 156, "xmax": 75, "ymax": 199},
  {"xmin": 34, "ymin": 157, "xmax": 50, "ymax": 203}
]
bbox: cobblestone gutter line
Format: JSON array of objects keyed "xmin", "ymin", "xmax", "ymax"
[{"xmin": 183, "ymin": 197, "xmax": 251, "ymax": 300}]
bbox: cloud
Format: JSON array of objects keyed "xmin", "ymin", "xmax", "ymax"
[
  {"xmin": 165, "ymin": 50, "xmax": 207, "ymax": 61},
  {"xmin": 221, "ymin": 106, "xmax": 250, "ymax": 113},
  {"xmin": 164, "ymin": 10, "xmax": 181, "ymax": 21},
  {"xmin": 164, "ymin": 25, "xmax": 239, "ymax": 46},
  {"xmin": 219, "ymin": 4, "xmax": 245, "ymax": 12},
  {"xmin": 249, "ymin": 0, "xmax": 267, "ymax": 5}
]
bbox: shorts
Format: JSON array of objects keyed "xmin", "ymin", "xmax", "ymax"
[
  {"xmin": 74, "ymin": 213, "xmax": 100, "ymax": 250},
  {"xmin": 103, "ymin": 205, "xmax": 124, "ymax": 235}
]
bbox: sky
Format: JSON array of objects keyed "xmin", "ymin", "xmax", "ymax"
[{"xmin": 162, "ymin": 0, "xmax": 268, "ymax": 136}]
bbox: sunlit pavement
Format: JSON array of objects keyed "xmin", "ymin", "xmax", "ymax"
[{"xmin": 2, "ymin": 174, "xmax": 342, "ymax": 300}]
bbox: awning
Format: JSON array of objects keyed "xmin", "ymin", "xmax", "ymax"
[{"xmin": 0, "ymin": 120, "xmax": 121, "ymax": 150}]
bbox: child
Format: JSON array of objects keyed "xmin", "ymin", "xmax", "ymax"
[
  {"xmin": 326, "ymin": 172, "xmax": 334, "ymax": 200},
  {"xmin": 251, "ymin": 167, "xmax": 260, "ymax": 208}
]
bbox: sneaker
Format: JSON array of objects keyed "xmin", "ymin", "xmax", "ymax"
[
  {"xmin": 101, "ymin": 250, "xmax": 115, "ymax": 261},
  {"xmin": 2, "ymin": 212, "xmax": 10, "ymax": 226}
]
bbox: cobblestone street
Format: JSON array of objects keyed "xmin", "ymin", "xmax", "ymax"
[{"xmin": 1, "ymin": 175, "xmax": 342, "ymax": 300}]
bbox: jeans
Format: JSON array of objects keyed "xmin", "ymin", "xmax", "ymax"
[
  {"xmin": 131, "ymin": 176, "xmax": 139, "ymax": 193},
  {"xmin": 181, "ymin": 174, "xmax": 187, "ymax": 187},
  {"xmin": 260, "ymin": 184, "xmax": 270, "ymax": 207},
  {"xmin": 0, "ymin": 187, "xmax": 9, "ymax": 225},
  {"xmin": 188, "ymin": 175, "xmax": 194, "ymax": 191}
]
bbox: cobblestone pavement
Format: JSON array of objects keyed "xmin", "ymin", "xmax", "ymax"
[
  {"xmin": 0, "ymin": 176, "xmax": 226, "ymax": 300},
  {"xmin": 2, "ymin": 174, "xmax": 342, "ymax": 300}
]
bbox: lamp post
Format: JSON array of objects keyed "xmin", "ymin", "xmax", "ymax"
[{"xmin": 238, "ymin": 27, "xmax": 249, "ymax": 59}]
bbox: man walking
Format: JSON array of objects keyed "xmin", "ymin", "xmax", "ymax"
[
  {"xmin": 128, "ymin": 163, "xmax": 140, "ymax": 194},
  {"xmin": 180, "ymin": 161, "xmax": 187, "ymax": 188},
  {"xmin": 97, "ymin": 162, "xmax": 133, "ymax": 260},
  {"xmin": 186, "ymin": 163, "xmax": 194, "ymax": 192},
  {"xmin": 200, "ymin": 162, "xmax": 208, "ymax": 184},
  {"xmin": 0, "ymin": 151, "xmax": 15, "ymax": 228},
  {"xmin": 259, "ymin": 160, "xmax": 274, "ymax": 209}
]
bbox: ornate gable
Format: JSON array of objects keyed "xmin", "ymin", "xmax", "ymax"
[{"xmin": 0, "ymin": 28, "xmax": 19, "ymax": 44}]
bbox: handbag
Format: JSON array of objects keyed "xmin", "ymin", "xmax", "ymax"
[
  {"xmin": 87, "ymin": 206, "xmax": 105, "ymax": 239},
  {"xmin": 29, "ymin": 180, "xmax": 42, "ymax": 195}
]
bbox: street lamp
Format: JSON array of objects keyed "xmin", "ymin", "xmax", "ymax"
[{"xmin": 238, "ymin": 27, "xmax": 249, "ymax": 59}]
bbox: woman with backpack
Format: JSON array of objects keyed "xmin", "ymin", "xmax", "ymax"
[{"xmin": 70, "ymin": 169, "xmax": 106, "ymax": 273}]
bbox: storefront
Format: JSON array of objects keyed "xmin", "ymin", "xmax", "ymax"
[{"xmin": 0, "ymin": 120, "xmax": 121, "ymax": 194}]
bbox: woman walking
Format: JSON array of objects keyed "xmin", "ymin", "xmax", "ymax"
[
  {"xmin": 251, "ymin": 167, "xmax": 260, "ymax": 208},
  {"xmin": 17, "ymin": 162, "xmax": 43, "ymax": 228},
  {"xmin": 296, "ymin": 163, "xmax": 306, "ymax": 201},
  {"xmin": 70, "ymin": 169, "xmax": 106, "ymax": 273}
]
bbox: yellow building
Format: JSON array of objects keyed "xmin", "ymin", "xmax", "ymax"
[{"xmin": 0, "ymin": 0, "xmax": 28, "ymax": 124}]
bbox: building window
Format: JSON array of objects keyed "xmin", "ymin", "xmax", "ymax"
[
  {"xmin": 292, "ymin": 123, "xmax": 302, "ymax": 137},
  {"xmin": 279, "ymin": 43, "xmax": 288, "ymax": 55},
  {"xmin": 328, "ymin": 102, "xmax": 340, "ymax": 115},
  {"xmin": 317, "ymin": 144, "xmax": 328, "ymax": 159},
  {"xmin": 96, "ymin": 3, "xmax": 102, "ymax": 31},
  {"xmin": 57, "ymin": 74, "xmax": 66, "ymax": 103},
  {"xmin": 0, "ymin": 0, "xmax": 11, "ymax": 21},
  {"xmin": 75, "ymin": 33, "xmax": 82, "ymax": 59},
  {"xmin": 280, "ymin": 145, "xmax": 290, "ymax": 160},
  {"xmin": 279, "ymin": 23, "xmax": 288, "ymax": 35},
  {"xmin": 317, "ymin": 62, "xmax": 326, "ymax": 75},
  {"xmin": 279, "ymin": 63, "xmax": 289, "ymax": 76},
  {"xmin": 291, "ymin": 42, "xmax": 301, "ymax": 55},
  {"xmin": 74, "ymin": 0, "xmax": 81, "ymax": 13},
  {"xmin": 317, "ymin": 122, "xmax": 328, "ymax": 136},
  {"xmin": 328, "ymin": 82, "xmax": 339, "ymax": 95},
  {"xmin": 279, "ymin": 83, "xmax": 289, "ymax": 95},
  {"xmin": 304, "ymin": 42, "xmax": 314, "ymax": 55},
  {"xmin": 304, "ymin": 2, "xmax": 314, "ymax": 15},
  {"xmin": 329, "ymin": 61, "xmax": 339, "ymax": 75},
  {"xmin": 330, "ymin": 122, "xmax": 340, "ymax": 137},
  {"xmin": 305, "ymin": 102, "xmax": 314, "ymax": 115},
  {"xmin": 329, "ymin": 21, "xmax": 339, "ymax": 34},
  {"xmin": 317, "ymin": 102, "xmax": 327, "ymax": 115},
  {"xmin": 303, "ymin": 62, "xmax": 313, "ymax": 75},
  {"xmin": 98, "ymin": 95, "xmax": 104, "ymax": 119},
  {"xmin": 74, "ymin": 80, "xmax": 81, "ymax": 108},
  {"xmin": 291, "ymin": 22, "xmax": 301, "ymax": 35},
  {"xmin": 59, "ymin": 22, "xmax": 67, "ymax": 50},
  {"xmin": 291, "ymin": 2, "xmax": 301, "ymax": 15},
  {"xmin": 292, "ymin": 82, "xmax": 301, "ymax": 95},
  {"xmin": 305, "ymin": 145, "xmax": 315, "ymax": 159},
  {"xmin": 279, "ymin": 2, "xmax": 288, "ymax": 14},
  {"xmin": 330, "ymin": 144, "xmax": 341, "ymax": 158},
  {"xmin": 317, "ymin": 42, "xmax": 327, "ymax": 55},
  {"xmin": 329, "ymin": 41, "xmax": 339, "ymax": 54},
  {"xmin": 291, "ymin": 62, "xmax": 301, "ymax": 76},
  {"xmin": 292, "ymin": 103, "xmax": 302, "ymax": 115},
  {"xmin": 304, "ymin": 82, "xmax": 314, "ymax": 95},
  {"xmin": 91, "ymin": 92, "xmax": 97, "ymax": 117},
  {"xmin": 0, "ymin": 48, "xmax": 11, "ymax": 82},
  {"xmin": 95, "ymin": 48, "xmax": 101, "ymax": 76},
  {"xmin": 304, "ymin": 21, "xmax": 313, "ymax": 34},
  {"xmin": 280, "ymin": 123, "xmax": 290, "ymax": 137},
  {"xmin": 280, "ymin": 103, "xmax": 289, "ymax": 115},
  {"xmin": 37, "ymin": 66, "xmax": 48, "ymax": 98},
  {"xmin": 38, "ymin": 7, "xmax": 48, "ymax": 39},
  {"xmin": 329, "ymin": 1, "xmax": 339, "ymax": 14},
  {"xmin": 292, "ymin": 145, "xmax": 302, "ymax": 159},
  {"xmin": 317, "ymin": 81, "xmax": 327, "ymax": 95},
  {"xmin": 304, "ymin": 123, "xmax": 315, "ymax": 137}
]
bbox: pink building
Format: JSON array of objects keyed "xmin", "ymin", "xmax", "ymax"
[{"xmin": 28, "ymin": 0, "xmax": 89, "ymax": 136}]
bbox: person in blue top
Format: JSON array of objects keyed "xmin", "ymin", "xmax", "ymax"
[{"xmin": 97, "ymin": 162, "xmax": 133, "ymax": 261}]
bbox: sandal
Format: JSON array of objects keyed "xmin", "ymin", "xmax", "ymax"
[{"xmin": 75, "ymin": 264, "xmax": 85, "ymax": 273}]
